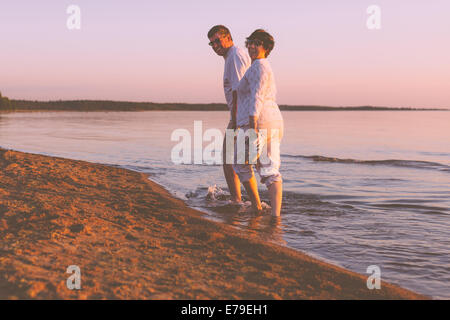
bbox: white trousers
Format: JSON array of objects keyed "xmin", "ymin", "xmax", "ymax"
[{"xmin": 233, "ymin": 120, "xmax": 284, "ymax": 187}]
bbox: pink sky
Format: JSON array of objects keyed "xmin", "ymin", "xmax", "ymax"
[{"xmin": 1, "ymin": 0, "xmax": 449, "ymax": 108}]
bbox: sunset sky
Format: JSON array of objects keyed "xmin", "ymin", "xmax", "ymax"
[{"xmin": 1, "ymin": 0, "xmax": 449, "ymax": 108}]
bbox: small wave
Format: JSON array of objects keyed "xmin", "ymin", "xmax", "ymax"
[
  {"xmin": 369, "ymin": 203, "xmax": 449, "ymax": 212},
  {"xmin": 283, "ymin": 154, "xmax": 450, "ymax": 172},
  {"xmin": 419, "ymin": 151, "xmax": 450, "ymax": 157}
]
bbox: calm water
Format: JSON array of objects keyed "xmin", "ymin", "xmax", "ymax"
[{"xmin": 1, "ymin": 111, "xmax": 449, "ymax": 299}]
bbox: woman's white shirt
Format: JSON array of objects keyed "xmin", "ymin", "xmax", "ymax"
[{"xmin": 235, "ymin": 58, "xmax": 283, "ymax": 127}]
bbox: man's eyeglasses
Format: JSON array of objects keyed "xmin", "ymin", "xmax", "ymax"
[
  {"xmin": 208, "ymin": 38, "xmax": 222, "ymax": 47},
  {"xmin": 245, "ymin": 39, "xmax": 263, "ymax": 48}
]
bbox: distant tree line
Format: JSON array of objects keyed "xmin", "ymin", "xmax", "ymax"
[
  {"xmin": 10, "ymin": 100, "xmax": 229, "ymax": 111},
  {"xmin": 1, "ymin": 96, "xmax": 445, "ymax": 112},
  {"xmin": 0, "ymin": 92, "xmax": 12, "ymax": 109}
]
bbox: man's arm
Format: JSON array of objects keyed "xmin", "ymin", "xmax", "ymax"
[
  {"xmin": 230, "ymin": 91, "xmax": 237, "ymax": 129},
  {"xmin": 249, "ymin": 115, "xmax": 258, "ymax": 133},
  {"xmin": 229, "ymin": 50, "xmax": 250, "ymax": 121}
]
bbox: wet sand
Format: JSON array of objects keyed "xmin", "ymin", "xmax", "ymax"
[{"xmin": 0, "ymin": 147, "xmax": 427, "ymax": 299}]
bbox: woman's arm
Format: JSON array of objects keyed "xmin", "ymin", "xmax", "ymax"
[{"xmin": 249, "ymin": 62, "xmax": 268, "ymax": 132}]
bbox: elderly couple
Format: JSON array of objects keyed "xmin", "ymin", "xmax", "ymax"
[{"xmin": 208, "ymin": 25, "xmax": 284, "ymax": 217}]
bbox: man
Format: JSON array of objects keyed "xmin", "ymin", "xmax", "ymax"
[{"xmin": 207, "ymin": 25, "xmax": 251, "ymax": 204}]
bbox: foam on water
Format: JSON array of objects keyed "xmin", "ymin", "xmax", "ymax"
[{"xmin": 187, "ymin": 184, "xmax": 272, "ymax": 214}]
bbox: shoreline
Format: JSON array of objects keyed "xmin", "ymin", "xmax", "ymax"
[{"xmin": 0, "ymin": 147, "xmax": 428, "ymax": 299}]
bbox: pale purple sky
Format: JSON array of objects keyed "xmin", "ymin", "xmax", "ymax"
[{"xmin": 1, "ymin": 0, "xmax": 449, "ymax": 108}]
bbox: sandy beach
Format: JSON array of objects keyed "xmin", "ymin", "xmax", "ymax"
[{"xmin": 0, "ymin": 147, "xmax": 427, "ymax": 299}]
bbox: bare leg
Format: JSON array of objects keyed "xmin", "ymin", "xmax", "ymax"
[
  {"xmin": 268, "ymin": 180, "xmax": 282, "ymax": 216},
  {"xmin": 223, "ymin": 164, "xmax": 241, "ymax": 203},
  {"xmin": 223, "ymin": 126, "xmax": 242, "ymax": 203},
  {"xmin": 242, "ymin": 176, "xmax": 262, "ymax": 212}
]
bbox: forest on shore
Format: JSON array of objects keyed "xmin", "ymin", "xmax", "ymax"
[{"xmin": 0, "ymin": 94, "xmax": 446, "ymax": 112}]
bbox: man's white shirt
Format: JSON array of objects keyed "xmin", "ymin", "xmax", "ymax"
[{"xmin": 223, "ymin": 46, "xmax": 251, "ymax": 112}]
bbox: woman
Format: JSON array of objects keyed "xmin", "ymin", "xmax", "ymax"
[{"xmin": 232, "ymin": 29, "xmax": 284, "ymax": 216}]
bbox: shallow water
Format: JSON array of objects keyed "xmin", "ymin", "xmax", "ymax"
[{"xmin": 1, "ymin": 110, "xmax": 449, "ymax": 299}]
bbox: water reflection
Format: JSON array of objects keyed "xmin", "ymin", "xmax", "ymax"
[{"xmin": 205, "ymin": 203, "xmax": 285, "ymax": 246}]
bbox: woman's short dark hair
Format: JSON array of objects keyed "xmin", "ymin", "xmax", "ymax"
[
  {"xmin": 247, "ymin": 29, "xmax": 275, "ymax": 57},
  {"xmin": 207, "ymin": 25, "xmax": 232, "ymax": 40}
]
